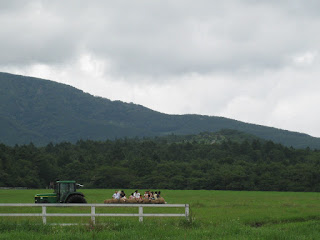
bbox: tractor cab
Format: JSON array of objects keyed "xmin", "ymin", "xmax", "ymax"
[
  {"xmin": 54, "ymin": 180, "xmax": 76, "ymax": 202},
  {"xmin": 35, "ymin": 180, "xmax": 87, "ymax": 203}
]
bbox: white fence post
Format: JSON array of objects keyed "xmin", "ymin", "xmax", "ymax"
[
  {"xmin": 42, "ymin": 206, "xmax": 47, "ymax": 224},
  {"xmin": 139, "ymin": 206, "xmax": 143, "ymax": 222},
  {"xmin": 185, "ymin": 204, "xmax": 190, "ymax": 221},
  {"xmin": 91, "ymin": 206, "xmax": 95, "ymax": 225}
]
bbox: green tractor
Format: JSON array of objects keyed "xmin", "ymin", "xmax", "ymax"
[{"xmin": 35, "ymin": 180, "xmax": 87, "ymax": 203}]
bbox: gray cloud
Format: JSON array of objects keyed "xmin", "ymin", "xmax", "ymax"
[
  {"xmin": 1, "ymin": 0, "xmax": 320, "ymax": 137},
  {"xmin": 1, "ymin": 0, "xmax": 319, "ymax": 75}
]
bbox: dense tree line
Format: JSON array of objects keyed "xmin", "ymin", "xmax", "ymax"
[{"xmin": 0, "ymin": 137, "xmax": 319, "ymax": 191}]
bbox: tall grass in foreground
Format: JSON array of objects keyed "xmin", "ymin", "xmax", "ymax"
[{"xmin": 0, "ymin": 189, "xmax": 320, "ymax": 239}]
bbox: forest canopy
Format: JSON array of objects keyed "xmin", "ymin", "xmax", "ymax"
[{"xmin": 0, "ymin": 134, "xmax": 319, "ymax": 192}]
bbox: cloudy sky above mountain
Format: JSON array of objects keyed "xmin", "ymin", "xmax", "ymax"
[{"xmin": 1, "ymin": 0, "xmax": 320, "ymax": 137}]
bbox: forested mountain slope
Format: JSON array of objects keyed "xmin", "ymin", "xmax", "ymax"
[{"xmin": 1, "ymin": 72, "xmax": 319, "ymax": 148}]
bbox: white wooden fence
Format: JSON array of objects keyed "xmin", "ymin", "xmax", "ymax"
[{"xmin": 0, "ymin": 203, "xmax": 189, "ymax": 224}]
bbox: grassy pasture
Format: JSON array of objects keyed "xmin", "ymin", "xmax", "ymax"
[{"xmin": 0, "ymin": 189, "xmax": 320, "ymax": 239}]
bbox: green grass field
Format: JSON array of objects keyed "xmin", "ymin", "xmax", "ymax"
[{"xmin": 0, "ymin": 189, "xmax": 320, "ymax": 239}]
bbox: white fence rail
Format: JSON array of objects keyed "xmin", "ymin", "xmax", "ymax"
[{"xmin": 0, "ymin": 203, "xmax": 189, "ymax": 224}]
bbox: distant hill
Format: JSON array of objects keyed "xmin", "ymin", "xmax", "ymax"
[
  {"xmin": 145, "ymin": 129, "xmax": 262, "ymax": 145},
  {"xmin": 1, "ymin": 72, "xmax": 320, "ymax": 148}
]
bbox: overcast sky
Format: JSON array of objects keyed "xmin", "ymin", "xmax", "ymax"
[{"xmin": 1, "ymin": 0, "xmax": 320, "ymax": 137}]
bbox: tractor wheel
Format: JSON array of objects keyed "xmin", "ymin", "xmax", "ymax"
[{"xmin": 66, "ymin": 195, "xmax": 87, "ymax": 203}]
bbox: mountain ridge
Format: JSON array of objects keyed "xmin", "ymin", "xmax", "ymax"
[{"xmin": 0, "ymin": 71, "xmax": 319, "ymax": 148}]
